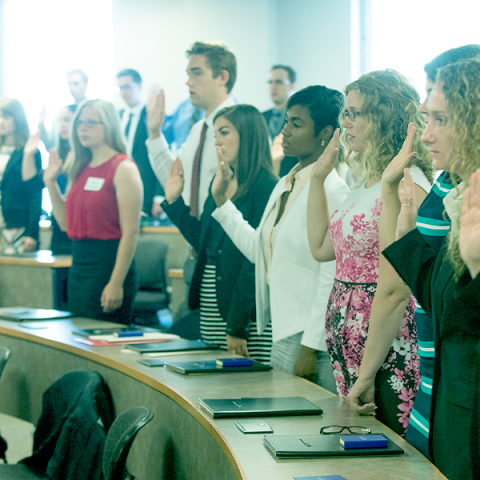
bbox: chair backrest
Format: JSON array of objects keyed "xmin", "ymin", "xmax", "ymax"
[
  {"xmin": 134, "ymin": 237, "xmax": 168, "ymax": 290},
  {"xmin": 0, "ymin": 347, "xmax": 11, "ymax": 378},
  {"xmin": 103, "ymin": 406, "xmax": 154, "ymax": 480}
]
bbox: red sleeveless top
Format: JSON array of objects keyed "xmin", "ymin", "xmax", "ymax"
[{"xmin": 66, "ymin": 154, "xmax": 127, "ymax": 240}]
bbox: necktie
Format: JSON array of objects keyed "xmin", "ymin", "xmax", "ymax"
[
  {"xmin": 190, "ymin": 122, "xmax": 208, "ymax": 217},
  {"xmin": 124, "ymin": 113, "xmax": 133, "ymax": 138}
]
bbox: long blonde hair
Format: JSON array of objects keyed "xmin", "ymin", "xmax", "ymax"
[
  {"xmin": 69, "ymin": 99, "xmax": 126, "ymax": 181},
  {"xmin": 436, "ymin": 57, "xmax": 480, "ymax": 277},
  {"xmin": 344, "ymin": 69, "xmax": 433, "ymax": 184}
]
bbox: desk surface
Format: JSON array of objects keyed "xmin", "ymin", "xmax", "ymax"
[
  {"xmin": 0, "ymin": 318, "xmax": 446, "ymax": 480},
  {"xmin": 0, "ymin": 251, "xmax": 71, "ymax": 267}
]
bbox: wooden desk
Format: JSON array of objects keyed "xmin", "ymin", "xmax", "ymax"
[
  {"xmin": 0, "ymin": 319, "xmax": 445, "ymax": 480},
  {"xmin": 0, "ymin": 252, "xmax": 71, "ymax": 309}
]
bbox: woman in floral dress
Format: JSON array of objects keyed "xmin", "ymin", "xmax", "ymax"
[{"xmin": 306, "ymin": 69, "xmax": 433, "ymax": 435}]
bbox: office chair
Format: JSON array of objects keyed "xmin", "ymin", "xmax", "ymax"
[
  {"xmin": 103, "ymin": 406, "xmax": 154, "ymax": 480},
  {"xmin": 0, "ymin": 347, "xmax": 11, "ymax": 378},
  {"xmin": 133, "ymin": 237, "xmax": 169, "ymax": 326}
]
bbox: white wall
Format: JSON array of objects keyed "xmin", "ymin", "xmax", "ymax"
[{"xmin": 112, "ymin": 0, "xmax": 357, "ymax": 113}]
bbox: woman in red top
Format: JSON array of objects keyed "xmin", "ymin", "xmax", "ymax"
[{"xmin": 44, "ymin": 99, "xmax": 143, "ymax": 324}]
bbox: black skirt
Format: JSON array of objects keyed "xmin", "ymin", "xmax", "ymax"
[{"xmin": 68, "ymin": 239, "xmax": 137, "ymax": 325}]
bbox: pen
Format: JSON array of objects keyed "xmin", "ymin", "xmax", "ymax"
[{"xmin": 113, "ymin": 331, "xmax": 144, "ymax": 338}]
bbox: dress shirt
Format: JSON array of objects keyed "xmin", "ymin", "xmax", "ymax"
[
  {"xmin": 120, "ymin": 102, "xmax": 144, "ymax": 158},
  {"xmin": 147, "ymin": 96, "xmax": 236, "ymax": 218}
]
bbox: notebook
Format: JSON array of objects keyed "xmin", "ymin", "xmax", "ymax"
[
  {"xmin": 263, "ymin": 434, "xmax": 404, "ymax": 458},
  {"xmin": 163, "ymin": 359, "xmax": 272, "ymax": 375},
  {"xmin": 198, "ymin": 397, "xmax": 323, "ymax": 419},
  {"xmin": 0, "ymin": 307, "xmax": 73, "ymax": 321},
  {"xmin": 124, "ymin": 339, "xmax": 220, "ymax": 354}
]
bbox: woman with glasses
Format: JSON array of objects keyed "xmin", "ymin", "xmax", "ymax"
[
  {"xmin": 212, "ymin": 86, "xmax": 349, "ymax": 387},
  {"xmin": 382, "ymin": 57, "xmax": 480, "ymax": 480},
  {"xmin": 0, "ymin": 98, "xmax": 42, "ymax": 253},
  {"xmin": 44, "ymin": 99, "xmax": 143, "ymax": 324},
  {"xmin": 307, "ymin": 70, "xmax": 433, "ymax": 435}
]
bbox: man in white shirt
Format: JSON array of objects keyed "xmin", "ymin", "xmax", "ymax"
[
  {"xmin": 146, "ymin": 41, "xmax": 237, "ymax": 218},
  {"xmin": 67, "ymin": 69, "xmax": 88, "ymax": 105},
  {"xmin": 117, "ymin": 68, "xmax": 163, "ymax": 215}
]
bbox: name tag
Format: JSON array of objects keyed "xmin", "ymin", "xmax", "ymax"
[{"xmin": 84, "ymin": 177, "xmax": 105, "ymax": 191}]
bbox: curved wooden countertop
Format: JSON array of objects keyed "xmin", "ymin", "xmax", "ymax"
[
  {"xmin": 0, "ymin": 318, "xmax": 446, "ymax": 480},
  {"xmin": 0, "ymin": 251, "xmax": 71, "ymax": 267}
]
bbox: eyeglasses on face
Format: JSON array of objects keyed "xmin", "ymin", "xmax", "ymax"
[
  {"xmin": 267, "ymin": 79, "xmax": 291, "ymax": 86},
  {"xmin": 319, "ymin": 425, "xmax": 371, "ymax": 435},
  {"xmin": 343, "ymin": 109, "xmax": 361, "ymax": 121},
  {"xmin": 76, "ymin": 120, "xmax": 103, "ymax": 128}
]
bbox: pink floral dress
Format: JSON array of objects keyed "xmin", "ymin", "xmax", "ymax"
[{"xmin": 326, "ymin": 167, "xmax": 430, "ymax": 436}]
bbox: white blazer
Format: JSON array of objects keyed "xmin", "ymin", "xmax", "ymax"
[{"xmin": 212, "ymin": 169, "xmax": 349, "ymax": 351}]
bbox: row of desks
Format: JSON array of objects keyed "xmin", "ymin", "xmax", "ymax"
[{"xmin": 0, "ymin": 317, "xmax": 446, "ymax": 480}]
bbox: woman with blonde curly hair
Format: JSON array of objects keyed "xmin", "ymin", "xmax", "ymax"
[
  {"xmin": 307, "ymin": 69, "xmax": 432, "ymax": 435},
  {"xmin": 44, "ymin": 99, "xmax": 143, "ymax": 324},
  {"xmin": 382, "ymin": 57, "xmax": 480, "ymax": 480}
]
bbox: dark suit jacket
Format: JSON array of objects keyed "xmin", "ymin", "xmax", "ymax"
[
  {"xmin": 120, "ymin": 106, "xmax": 164, "ymax": 214},
  {"xmin": 0, "ymin": 149, "xmax": 42, "ymax": 241},
  {"xmin": 384, "ymin": 229, "xmax": 480, "ymax": 480},
  {"xmin": 162, "ymin": 169, "xmax": 278, "ymax": 339}
]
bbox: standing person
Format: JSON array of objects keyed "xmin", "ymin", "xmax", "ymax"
[
  {"xmin": 117, "ymin": 68, "xmax": 163, "ymax": 217},
  {"xmin": 67, "ymin": 69, "xmax": 88, "ymax": 105},
  {"xmin": 211, "ymin": 86, "xmax": 349, "ymax": 389},
  {"xmin": 147, "ymin": 41, "xmax": 237, "ymax": 219},
  {"xmin": 43, "ymin": 99, "xmax": 143, "ymax": 324},
  {"xmin": 162, "ymin": 105, "xmax": 277, "ymax": 361},
  {"xmin": 307, "ymin": 70, "xmax": 433, "ymax": 435},
  {"xmin": 382, "ymin": 56, "xmax": 480, "ymax": 479},
  {"xmin": 347, "ymin": 44, "xmax": 480, "ymax": 459},
  {"xmin": 0, "ymin": 98, "xmax": 42, "ymax": 253}
]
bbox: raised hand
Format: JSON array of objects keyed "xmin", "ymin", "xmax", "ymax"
[
  {"xmin": 165, "ymin": 157, "xmax": 185, "ymax": 204},
  {"xmin": 24, "ymin": 131, "xmax": 40, "ymax": 156},
  {"xmin": 38, "ymin": 104, "xmax": 47, "ymax": 126},
  {"xmin": 146, "ymin": 89, "xmax": 165, "ymax": 139},
  {"xmin": 460, "ymin": 169, "xmax": 480, "ymax": 278},
  {"xmin": 382, "ymin": 122, "xmax": 417, "ymax": 191},
  {"xmin": 212, "ymin": 146, "xmax": 234, "ymax": 207},
  {"xmin": 395, "ymin": 168, "xmax": 418, "ymax": 240},
  {"xmin": 271, "ymin": 133, "xmax": 285, "ymax": 166},
  {"xmin": 311, "ymin": 129, "xmax": 340, "ymax": 182},
  {"xmin": 43, "ymin": 149, "xmax": 63, "ymax": 186}
]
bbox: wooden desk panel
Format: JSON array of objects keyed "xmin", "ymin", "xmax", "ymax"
[{"xmin": 0, "ymin": 319, "xmax": 446, "ymax": 480}]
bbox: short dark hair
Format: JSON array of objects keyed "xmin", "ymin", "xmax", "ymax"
[
  {"xmin": 424, "ymin": 44, "xmax": 480, "ymax": 81},
  {"xmin": 271, "ymin": 65, "xmax": 296, "ymax": 84},
  {"xmin": 213, "ymin": 104, "xmax": 275, "ymax": 201},
  {"xmin": 186, "ymin": 41, "xmax": 237, "ymax": 93},
  {"xmin": 287, "ymin": 85, "xmax": 344, "ymax": 136},
  {"xmin": 67, "ymin": 69, "xmax": 88, "ymax": 83},
  {"xmin": 0, "ymin": 98, "xmax": 30, "ymax": 149},
  {"xmin": 116, "ymin": 68, "xmax": 142, "ymax": 84}
]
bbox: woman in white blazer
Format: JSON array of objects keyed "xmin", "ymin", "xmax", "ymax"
[{"xmin": 211, "ymin": 86, "xmax": 350, "ymax": 391}]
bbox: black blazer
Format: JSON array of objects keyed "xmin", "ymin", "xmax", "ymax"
[
  {"xmin": 0, "ymin": 149, "xmax": 42, "ymax": 241},
  {"xmin": 163, "ymin": 169, "xmax": 278, "ymax": 339},
  {"xmin": 119, "ymin": 107, "xmax": 163, "ymax": 214},
  {"xmin": 384, "ymin": 229, "xmax": 480, "ymax": 480}
]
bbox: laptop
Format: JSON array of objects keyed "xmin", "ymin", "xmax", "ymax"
[
  {"xmin": 163, "ymin": 359, "xmax": 272, "ymax": 375},
  {"xmin": 124, "ymin": 339, "xmax": 220, "ymax": 355},
  {"xmin": 198, "ymin": 397, "xmax": 323, "ymax": 419},
  {"xmin": 263, "ymin": 434, "xmax": 404, "ymax": 458},
  {"xmin": 0, "ymin": 307, "xmax": 73, "ymax": 321}
]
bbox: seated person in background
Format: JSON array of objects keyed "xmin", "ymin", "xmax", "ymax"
[
  {"xmin": 212, "ymin": 86, "xmax": 349, "ymax": 389},
  {"xmin": 162, "ymin": 105, "xmax": 277, "ymax": 362},
  {"xmin": 347, "ymin": 43, "xmax": 480, "ymax": 460},
  {"xmin": 117, "ymin": 68, "xmax": 164, "ymax": 217},
  {"xmin": 382, "ymin": 57, "xmax": 480, "ymax": 479},
  {"xmin": 263, "ymin": 65, "xmax": 298, "ymax": 176},
  {"xmin": 43, "ymin": 99, "xmax": 143, "ymax": 324},
  {"xmin": 0, "ymin": 98, "xmax": 42, "ymax": 253}
]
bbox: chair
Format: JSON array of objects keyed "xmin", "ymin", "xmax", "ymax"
[
  {"xmin": 0, "ymin": 347, "xmax": 11, "ymax": 378},
  {"xmin": 103, "ymin": 406, "xmax": 154, "ymax": 480},
  {"xmin": 133, "ymin": 237, "xmax": 169, "ymax": 326}
]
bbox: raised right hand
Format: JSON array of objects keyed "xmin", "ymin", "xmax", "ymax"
[
  {"xmin": 165, "ymin": 157, "xmax": 185, "ymax": 204},
  {"xmin": 212, "ymin": 146, "xmax": 233, "ymax": 207},
  {"xmin": 311, "ymin": 129, "xmax": 340, "ymax": 182},
  {"xmin": 395, "ymin": 168, "xmax": 418, "ymax": 240},
  {"xmin": 146, "ymin": 90, "xmax": 165, "ymax": 138},
  {"xmin": 43, "ymin": 149, "xmax": 63, "ymax": 186},
  {"xmin": 38, "ymin": 104, "xmax": 47, "ymax": 126}
]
